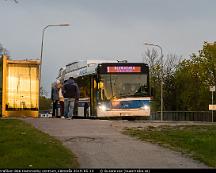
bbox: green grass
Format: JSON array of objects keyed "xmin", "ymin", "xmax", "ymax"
[
  {"xmin": 123, "ymin": 125, "xmax": 216, "ymax": 167},
  {"xmin": 0, "ymin": 119, "xmax": 79, "ymax": 168}
]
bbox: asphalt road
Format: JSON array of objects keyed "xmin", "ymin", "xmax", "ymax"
[{"xmin": 23, "ymin": 118, "xmax": 208, "ymax": 168}]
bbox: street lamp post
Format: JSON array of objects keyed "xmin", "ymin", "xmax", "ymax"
[
  {"xmin": 40, "ymin": 24, "xmax": 69, "ymax": 81},
  {"xmin": 144, "ymin": 43, "xmax": 164, "ymax": 121},
  {"xmin": 39, "ymin": 24, "xmax": 69, "ymax": 110}
]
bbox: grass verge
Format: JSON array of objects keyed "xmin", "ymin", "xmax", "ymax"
[
  {"xmin": 0, "ymin": 119, "xmax": 79, "ymax": 168},
  {"xmin": 123, "ymin": 125, "xmax": 216, "ymax": 167}
]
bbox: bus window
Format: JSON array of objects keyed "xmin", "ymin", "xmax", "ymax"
[
  {"xmin": 99, "ymin": 73, "xmax": 148, "ymax": 100},
  {"xmin": 77, "ymin": 76, "xmax": 90, "ymax": 98}
]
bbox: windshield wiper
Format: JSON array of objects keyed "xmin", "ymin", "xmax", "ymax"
[
  {"xmin": 134, "ymin": 91, "xmax": 148, "ymax": 97},
  {"xmin": 118, "ymin": 93, "xmax": 135, "ymax": 98}
]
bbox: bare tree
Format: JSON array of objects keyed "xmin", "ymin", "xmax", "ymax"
[
  {"xmin": 40, "ymin": 86, "xmax": 48, "ymax": 97},
  {"xmin": 142, "ymin": 48, "xmax": 161, "ymax": 111},
  {"xmin": 0, "ymin": 43, "xmax": 4, "ymax": 53},
  {"xmin": 143, "ymin": 48, "xmax": 182, "ymax": 111},
  {"xmin": 0, "ymin": 43, "xmax": 10, "ymax": 57},
  {"xmin": 164, "ymin": 54, "xmax": 182, "ymax": 77},
  {"xmin": 143, "ymin": 48, "xmax": 159, "ymax": 68},
  {"xmin": 143, "ymin": 48, "xmax": 161, "ymax": 82}
]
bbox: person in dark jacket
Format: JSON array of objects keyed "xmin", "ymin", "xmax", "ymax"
[{"xmin": 62, "ymin": 77, "xmax": 80, "ymax": 119}]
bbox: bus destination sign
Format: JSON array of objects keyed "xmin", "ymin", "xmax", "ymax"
[{"xmin": 107, "ymin": 66, "xmax": 141, "ymax": 73}]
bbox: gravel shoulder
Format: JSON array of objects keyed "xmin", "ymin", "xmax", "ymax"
[{"xmin": 23, "ymin": 118, "xmax": 208, "ymax": 168}]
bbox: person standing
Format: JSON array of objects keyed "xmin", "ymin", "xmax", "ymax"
[
  {"xmin": 62, "ymin": 77, "xmax": 80, "ymax": 119},
  {"xmin": 58, "ymin": 82, "xmax": 64, "ymax": 118},
  {"xmin": 51, "ymin": 80, "xmax": 60, "ymax": 118}
]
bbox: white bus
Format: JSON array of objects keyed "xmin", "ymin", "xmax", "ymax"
[{"xmin": 56, "ymin": 60, "xmax": 151, "ymax": 118}]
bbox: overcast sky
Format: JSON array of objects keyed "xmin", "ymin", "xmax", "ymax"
[{"xmin": 1, "ymin": 0, "xmax": 216, "ymax": 96}]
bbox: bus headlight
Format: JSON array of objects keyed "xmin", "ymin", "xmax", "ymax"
[
  {"xmin": 98, "ymin": 104, "xmax": 107, "ymax": 111},
  {"xmin": 141, "ymin": 105, "xmax": 150, "ymax": 110}
]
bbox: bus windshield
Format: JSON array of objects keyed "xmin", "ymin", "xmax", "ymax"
[{"xmin": 99, "ymin": 74, "xmax": 148, "ymax": 101}]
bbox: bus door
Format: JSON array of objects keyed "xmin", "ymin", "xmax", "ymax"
[{"xmin": 90, "ymin": 76, "xmax": 98, "ymax": 117}]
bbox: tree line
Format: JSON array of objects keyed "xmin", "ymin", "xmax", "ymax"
[
  {"xmin": 144, "ymin": 42, "xmax": 216, "ymax": 112},
  {"xmin": 2, "ymin": 41, "xmax": 215, "ymax": 111}
]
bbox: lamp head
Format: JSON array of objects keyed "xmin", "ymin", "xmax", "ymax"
[{"xmin": 59, "ymin": 24, "xmax": 70, "ymax": 26}]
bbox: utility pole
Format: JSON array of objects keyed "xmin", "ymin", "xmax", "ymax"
[
  {"xmin": 212, "ymin": 90, "xmax": 214, "ymax": 122},
  {"xmin": 210, "ymin": 86, "xmax": 215, "ymax": 122}
]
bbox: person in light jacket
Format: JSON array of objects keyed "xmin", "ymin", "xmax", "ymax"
[
  {"xmin": 51, "ymin": 80, "xmax": 60, "ymax": 118},
  {"xmin": 58, "ymin": 82, "xmax": 64, "ymax": 118}
]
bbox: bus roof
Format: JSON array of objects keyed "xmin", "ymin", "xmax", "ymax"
[
  {"xmin": 58, "ymin": 59, "xmax": 148, "ymax": 81},
  {"xmin": 64, "ymin": 60, "xmax": 119, "ymax": 80}
]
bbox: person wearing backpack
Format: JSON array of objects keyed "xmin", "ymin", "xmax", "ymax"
[{"xmin": 62, "ymin": 77, "xmax": 80, "ymax": 119}]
